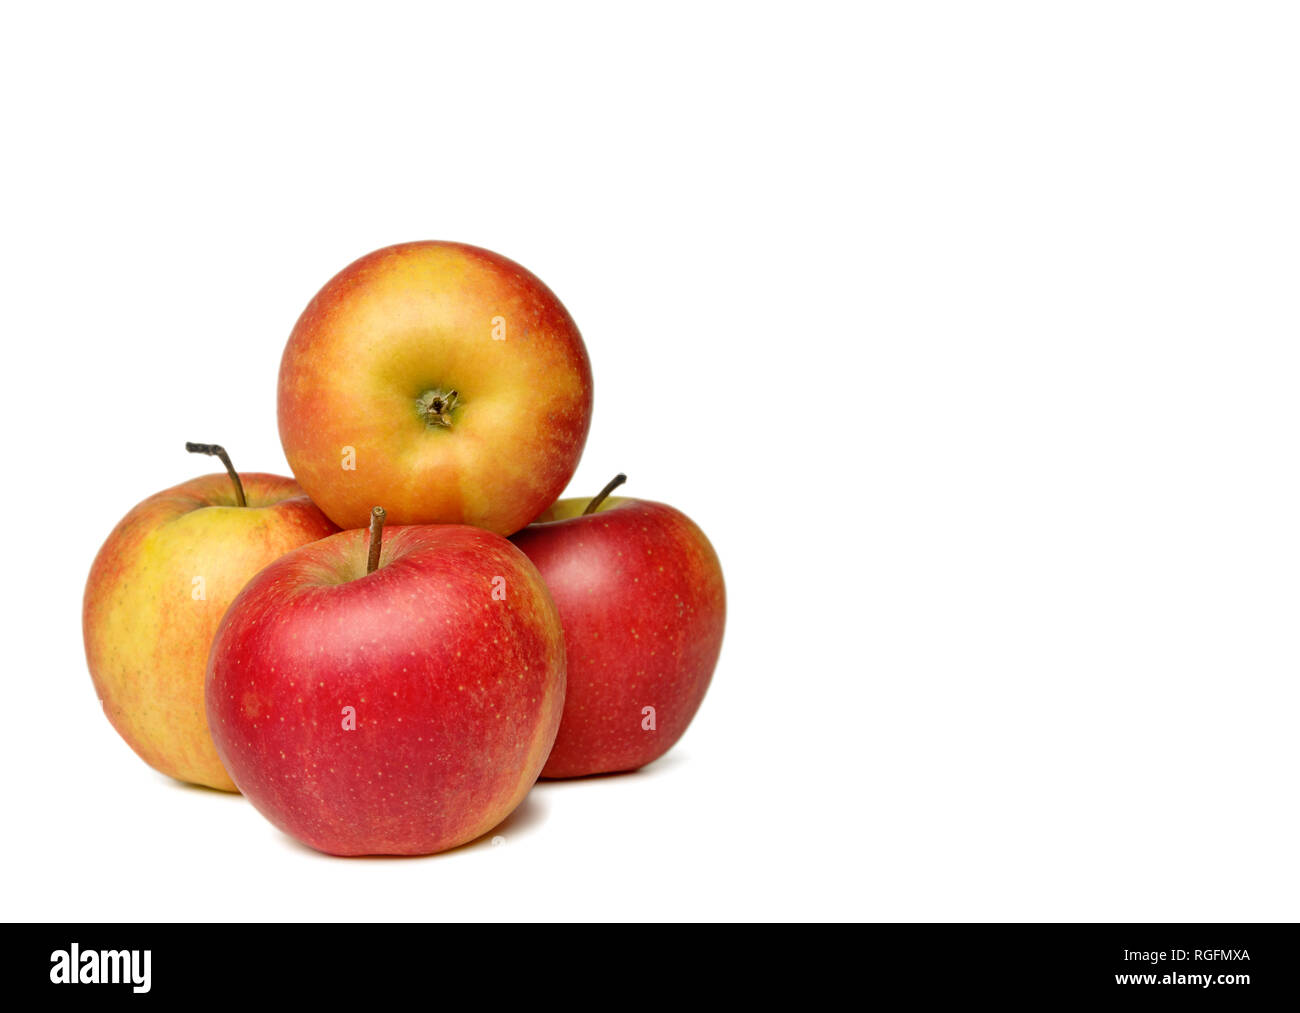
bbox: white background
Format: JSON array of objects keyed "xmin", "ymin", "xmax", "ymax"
[{"xmin": 2, "ymin": 2, "xmax": 1297, "ymax": 921}]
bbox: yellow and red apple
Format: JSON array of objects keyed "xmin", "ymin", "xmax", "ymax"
[
  {"xmin": 277, "ymin": 240, "xmax": 594, "ymax": 536},
  {"xmin": 83, "ymin": 449, "xmax": 338, "ymax": 791},
  {"xmin": 511, "ymin": 477, "xmax": 725, "ymax": 778}
]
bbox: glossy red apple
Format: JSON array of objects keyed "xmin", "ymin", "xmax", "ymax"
[
  {"xmin": 205, "ymin": 510, "xmax": 566, "ymax": 856},
  {"xmin": 277, "ymin": 240, "xmax": 594, "ymax": 536},
  {"xmin": 511, "ymin": 476, "xmax": 725, "ymax": 778}
]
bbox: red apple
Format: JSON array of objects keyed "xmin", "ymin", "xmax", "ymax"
[
  {"xmin": 205, "ymin": 511, "xmax": 566, "ymax": 856},
  {"xmin": 511, "ymin": 476, "xmax": 725, "ymax": 778},
  {"xmin": 277, "ymin": 240, "xmax": 594, "ymax": 536},
  {"xmin": 83, "ymin": 444, "xmax": 337, "ymax": 791}
]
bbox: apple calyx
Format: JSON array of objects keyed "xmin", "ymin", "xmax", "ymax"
[
  {"xmin": 185, "ymin": 442, "xmax": 247, "ymax": 507},
  {"xmin": 418, "ymin": 388, "xmax": 460, "ymax": 429},
  {"xmin": 584, "ymin": 473, "xmax": 628, "ymax": 515},
  {"xmin": 366, "ymin": 506, "xmax": 387, "ymax": 574}
]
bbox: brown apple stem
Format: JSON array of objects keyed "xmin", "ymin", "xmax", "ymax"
[
  {"xmin": 583, "ymin": 473, "xmax": 627, "ymax": 515},
  {"xmin": 185, "ymin": 442, "xmax": 247, "ymax": 507},
  {"xmin": 366, "ymin": 506, "xmax": 387, "ymax": 574}
]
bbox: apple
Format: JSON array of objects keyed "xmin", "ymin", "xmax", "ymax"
[
  {"xmin": 511, "ymin": 475, "xmax": 725, "ymax": 778},
  {"xmin": 277, "ymin": 240, "xmax": 594, "ymax": 536},
  {"xmin": 205, "ymin": 509, "xmax": 566, "ymax": 856},
  {"xmin": 83, "ymin": 443, "xmax": 338, "ymax": 791}
]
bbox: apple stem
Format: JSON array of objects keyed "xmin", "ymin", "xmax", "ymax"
[
  {"xmin": 366, "ymin": 506, "xmax": 387, "ymax": 574},
  {"xmin": 185, "ymin": 442, "xmax": 247, "ymax": 507},
  {"xmin": 583, "ymin": 473, "xmax": 627, "ymax": 515}
]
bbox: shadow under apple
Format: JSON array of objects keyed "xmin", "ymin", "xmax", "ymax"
[{"xmin": 267, "ymin": 791, "xmax": 551, "ymax": 861}]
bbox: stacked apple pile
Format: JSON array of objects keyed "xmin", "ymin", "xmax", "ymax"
[{"xmin": 82, "ymin": 241, "xmax": 725, "ymax": 856}]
